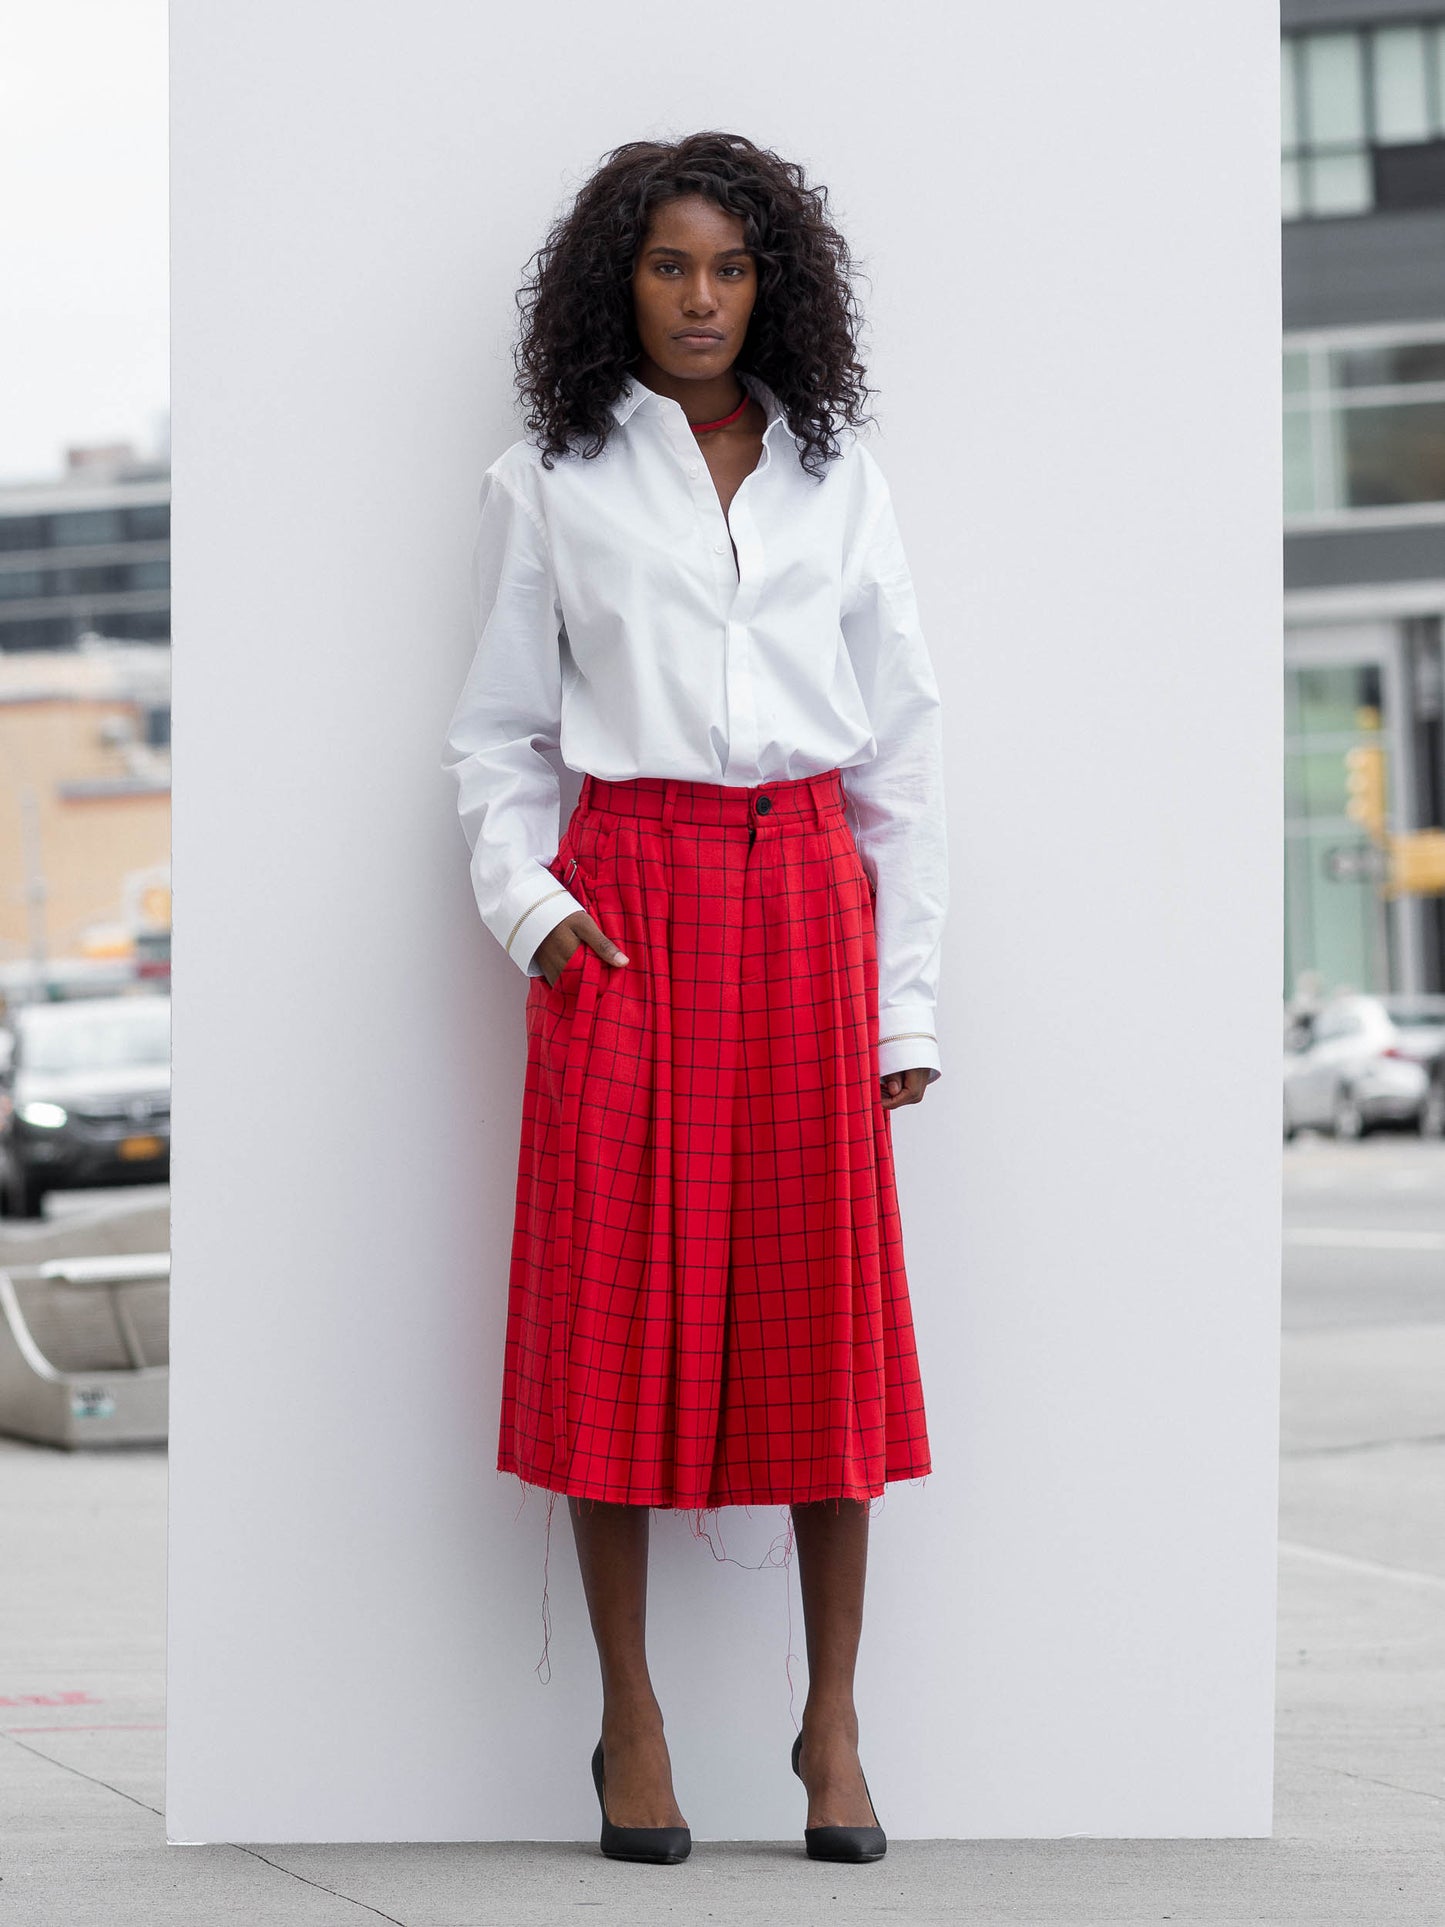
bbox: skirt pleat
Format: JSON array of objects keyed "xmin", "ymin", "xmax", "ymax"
[{"xmin": 497, "ymin": 766, "xmax": 932, "ymax": 1510}]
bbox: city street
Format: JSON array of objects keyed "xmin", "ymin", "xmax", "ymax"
[
  {"xmin": 2, "ymin": 1139, "xmax": 1441, "ymax": 1923},
  {"xmin": 1276, "ymin": 1128, "xmax": 1444, "ymax": 1910},
  {"xmin": 1284, "ymin": 1134, "xmax": 1445, "ymax": 1331}
]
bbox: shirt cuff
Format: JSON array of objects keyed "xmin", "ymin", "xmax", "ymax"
[
  {"xmin": 491, "ymin": 863, "xmax": 585, "ymax": 978},
  {"xmin": 877, "ymin": 1003, "xmax": 942, "ymax": 1084}
]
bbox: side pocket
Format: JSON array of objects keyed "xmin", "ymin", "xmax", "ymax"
[
  {"xmin": 544, "ymin": 931, "xmax": 589, "ymax": 993},
  {"xmin": 544, "ymin": 833, "xmax": 589, "ymax": 910},
  {"xmin": 556, "ymin": 818, "xmax": 618, "ymax": 918},
  {"xmin": 540, "ymin": 820, "xmax": 613, "ymax": 990},
  {"xmin": 832, "ymin": 823, "xmax": 877, "ymax": 904}
]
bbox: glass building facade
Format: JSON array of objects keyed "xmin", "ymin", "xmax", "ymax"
[
  {"xmin": 1283, "ymin": 3, "xmax": 1445, "ymax": 1000},
  {"xmin": 1283, "ymin": 18, "xmax": 1445, "ymax": 220},
  {"xmin": 0, "ymin": 478, "xmax": 170, "ymax": 652}
]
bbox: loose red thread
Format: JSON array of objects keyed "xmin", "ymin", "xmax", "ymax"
[
  {"xmin": 507, "ymin": 1475, "xmax": 558, "ymax": 1683},
  {"xmin": 511, "ymin": 1474, "xmax": 927, "ymax": 1707},
  {"xmin": 537, "ymin": 1488, "xmax": 558, "ymax": 1682},
  {"xmin": 682, "ymin": 1501, "xmax": 796, "ymax": 1571}
]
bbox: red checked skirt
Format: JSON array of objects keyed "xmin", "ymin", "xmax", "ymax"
[{"xmin": 497, "ymin": 766, "xmax": 932, "ymax": 1510}]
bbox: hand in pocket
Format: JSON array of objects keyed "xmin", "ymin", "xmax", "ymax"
[{"xmin": 535, "ymin": 910, "xmax": 630, "ymax": 988}]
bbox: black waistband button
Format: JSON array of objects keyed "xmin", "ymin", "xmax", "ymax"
[{"xmin": 754, "ymin": 793, "xmax": 772, "ymax": 814}]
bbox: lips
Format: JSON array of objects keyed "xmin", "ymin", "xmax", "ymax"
[{"xmin": 674, "ymin": 330, "xmax": 723, "ymax": 341}]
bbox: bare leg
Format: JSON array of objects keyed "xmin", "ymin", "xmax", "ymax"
[
  {"xmin": 567, "ymin": 1496, "xmax": 687, "ymax": 1828},
  {"xmin": 789, "ymin": 1497, "xmax": 879, "ymax": 1828}
]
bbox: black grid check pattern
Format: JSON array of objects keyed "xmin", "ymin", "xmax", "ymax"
[{"xmin": 497, "ymin": 766, "xmax": 932, "ymax": 1509}]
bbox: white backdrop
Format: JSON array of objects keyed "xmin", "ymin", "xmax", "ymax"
[{"xmin": 167, "ymin": 0, "xmax": 1282, "ymax": 1841}]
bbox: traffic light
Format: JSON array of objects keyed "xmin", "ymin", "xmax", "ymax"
[{"xmin": 1344, "ymin": 741, "xmax": 1388, "ymax": 843}]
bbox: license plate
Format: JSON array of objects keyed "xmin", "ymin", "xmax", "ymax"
[{"xmin": 118, "ymin": 1134, "xmax": 164, "ymax": 1160}]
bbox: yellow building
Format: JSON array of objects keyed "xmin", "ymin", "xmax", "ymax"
[{"xmin": 0, "ymin": 642, "xmax": 170, "ymax": 969}]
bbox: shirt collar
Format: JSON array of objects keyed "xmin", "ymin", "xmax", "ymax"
[{"xmin": 608, "ymin": 369, "xmax": 790, "ymax": 440}]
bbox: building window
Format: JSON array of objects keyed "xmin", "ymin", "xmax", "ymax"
[
  {"xmin": 51, "ymin": 509, "xmax": 124, "ymax": 547},
  {"xmin": 0, "ymin": 569, "xmax": 46, "ymax": 601},
  {"xmin": 1285, "ymin": 325, "xmax": 1445, "ymax": 519},
  {"xmin": 0, "ymin": 615, "xmax": 74, "ymax": 651},
  {"xmin": 124, "ymin": 503, "xmax": 169, "ymax": 541},
  {"xmin": 0, "ymin": 516, "xmax": 48, "ymax": 553},
  {"xmin": 1283, "ymin": 20, "xmax": 1445, "ymax": 219},
  {"xmin": 1284, "ymin": 662, "xmax": 1394, "ymax": 996}
]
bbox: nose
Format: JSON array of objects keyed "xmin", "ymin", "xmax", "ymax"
[{"xmin": 683, "ymin": 276, "xmax": 721, "ymax": 313}]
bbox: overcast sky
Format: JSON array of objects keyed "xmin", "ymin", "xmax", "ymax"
[{"xmin": 2, "ymin": 3, "xmax": 167, "ymax": 485}]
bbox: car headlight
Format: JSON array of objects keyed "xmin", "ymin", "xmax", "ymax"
[{"xmin": 19, "ymin": 1101, "xmax": 68, "ymax": 1129}]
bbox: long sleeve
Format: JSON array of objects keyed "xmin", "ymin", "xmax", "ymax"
[
  {"xmin": 440, "ymin": 464, "xmax": 584, "ymax": 975},
  {"xmin": 839, "ymin": 451, "xmax": 949, "ymax": 1084}
]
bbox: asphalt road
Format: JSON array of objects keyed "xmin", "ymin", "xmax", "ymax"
[{"xmin": 1284, "ymin": 1130, "xmax": 1445, "ymax": 1330}]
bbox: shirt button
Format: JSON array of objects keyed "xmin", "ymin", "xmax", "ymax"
[
  {"xmin": 713, "ymin": 540, "xmax": 725, "ymax": 554},
  {"xmin": 688, "ymin": 462, "xmax": 701, "ymax": 478}
]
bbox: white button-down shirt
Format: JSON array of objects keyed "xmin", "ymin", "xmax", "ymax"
[{"xmin": 441, "ymin": 368, "xmax": 948, "ymax": 1082}]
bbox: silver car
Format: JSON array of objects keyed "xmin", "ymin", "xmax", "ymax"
[{"xmin": 1284, "ymin": 993, "xmax": 1445, "ymax": 1139}]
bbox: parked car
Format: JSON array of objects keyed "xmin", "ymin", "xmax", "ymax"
[
  {"xmin": 0, "ymin": 994, "xmax": 170, "ymax": 1218},
  {"xmin": 1283, "ymin": 993, "xmax": 1445, "ymax": 1140},
  {"xmin": 1421, "ymin": 1052, "xmax": 1445, "ymax": 1140}
]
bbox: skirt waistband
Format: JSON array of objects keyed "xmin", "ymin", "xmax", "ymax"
[{"xmin": 577, "ymin": 767, "xmax": 847, "ymax": 831}]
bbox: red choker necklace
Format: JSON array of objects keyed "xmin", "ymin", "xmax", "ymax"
[{"xmin": 688, "ymin": 389, "xmax": 750, "ymax": 434}]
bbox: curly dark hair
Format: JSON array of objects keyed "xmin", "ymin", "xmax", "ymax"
[{"xmin": 512, "ymin": 131, "xmax": 877, "ymax": 478}]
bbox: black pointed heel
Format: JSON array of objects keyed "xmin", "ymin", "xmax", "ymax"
[
  {"xmin": 791, "ymin": 1729, "xmax": 887, "ymax": 1862},
  {"xmin": 591, "ymin": 1738, "xmax": 691, "ymax": 1864}
]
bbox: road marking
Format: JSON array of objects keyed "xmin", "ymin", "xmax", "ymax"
[
  {"xmin": 1284, "ymin": 1227, "xmax": 1445, "ymax": 1250},
  {"xmin": 1280, "ymin": 1540, "xmax": 1445, "ymax": 1592}
]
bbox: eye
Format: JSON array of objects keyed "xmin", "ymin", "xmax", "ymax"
[{"xmin": 651, "ymin": 261, "xmax": 752, "ymax": 277}]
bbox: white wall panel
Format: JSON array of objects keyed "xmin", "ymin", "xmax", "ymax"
[{"xmin": 168, "ymin": 0, "xmax": 1282, "ymax": 1840}]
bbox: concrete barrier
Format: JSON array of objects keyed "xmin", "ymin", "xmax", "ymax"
[{"xmin": 0, "ymin": 1253, "xmax": 169, "ymax": 1448}]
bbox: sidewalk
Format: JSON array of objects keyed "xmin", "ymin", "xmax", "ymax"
[{"xmin": 2, "ymin": 1199, "xmax": 1441, "ymax": 1922}]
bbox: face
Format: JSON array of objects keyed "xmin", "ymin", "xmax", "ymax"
[{"xmin": 631, "ymin": 193, "xmax": 758, "ymax": 380}]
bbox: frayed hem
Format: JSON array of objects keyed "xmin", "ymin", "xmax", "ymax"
[
  {"xmin": 500, "ymin": 1464, "xmax": 931, "ymax": 1703},
  {"xmin": 496, "ymin": 1462, "xmax": 933, "ymax": 1510}
]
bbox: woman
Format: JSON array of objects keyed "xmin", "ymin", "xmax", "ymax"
[{"xmin": 441, "ymin": 131, "xmax": 948, "ymax": 1866}]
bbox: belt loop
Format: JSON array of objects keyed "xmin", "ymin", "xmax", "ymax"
[
  {"xmin": 579, "ymin": 772, "xmax": 594, "ymax": 813},
  {"xmin": 809, "ymin": 769, "xmax": 832, "ymax": 829},
  {"xmin": 661, "ymin": 781, "xmax": 677, "ymax": 832}
]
